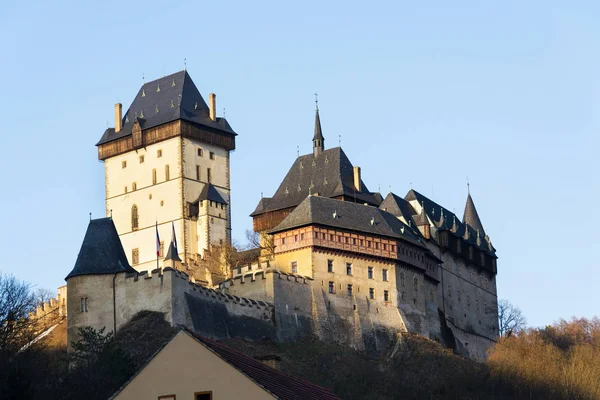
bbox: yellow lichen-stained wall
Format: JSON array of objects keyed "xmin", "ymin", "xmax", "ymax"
[
  {"xmin": 112, "ymin": 331, "xmax": 275, "ymax": 400},
  {"xmin": 311, "ymin": 250, "xmax": 397, "ymax": 306},
  {"xmin": 273, "ymin": 247, "xmax": 313, "ymax": 277},
  {"xmin": 105, "ymin": 137, "xmax": 184, "ymax": 271}
]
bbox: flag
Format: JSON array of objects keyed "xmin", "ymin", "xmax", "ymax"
[
  {"xmin": 156, "ymin": 222, "xmax": 161, "ymax": 257},
  {"xmin": 171, "ymin": 222, "xmax": 178, "ymax": 253}
]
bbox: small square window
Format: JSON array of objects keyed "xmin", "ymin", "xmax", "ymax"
[
  {"xmin": 139, "ymin": 155, "xmax": 144, "ymax": 163},
  {"xmin": 157, "ymin": 149, "xmax": 162, "ymax": 158},
  {"xmin": 291, "ymin": 261, "xmax": 298, "ymax": 274},
  {"xmin": 300, "ymin": 233, "xmax": 305, "ymax": 240},
  {"xmin": 198, "ymin": 148, "xmax": 204, "ymax": 157},
  {"xmin": 281, "ymin": 237, "xmax": 286, "ymax": 245},
  {"xmin": 327, "ymin": 259, "xmax": 334, "ymax": 273},
  {"xmin": 209, "ymin": 151, "xmax": 215, "ymax": 160},
  {"xmin": 195, "ymin": 393, "xmax": 212, "ymax": 400},
  {"xmin": 121, "ymin": 160, "xmax": 127, "ymax": 168}
]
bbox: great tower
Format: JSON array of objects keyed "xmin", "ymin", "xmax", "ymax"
[{"xmin": 96, "ymin": 71, "xmax": 236, "ymax": 282}]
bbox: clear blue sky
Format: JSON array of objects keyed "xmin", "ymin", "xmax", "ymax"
[{"xmin": 1, "ymin": 1, "xmax": 598, "ymax": 328}]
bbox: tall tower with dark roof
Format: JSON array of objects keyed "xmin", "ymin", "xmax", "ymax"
[{"xmin": 96, "ymin": 71, "xmax": 236, "ymax": 275}]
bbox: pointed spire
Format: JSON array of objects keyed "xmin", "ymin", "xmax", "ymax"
[
  {"xmin": 313, "ymin": 93, "xmax": 324, "ymax": 156},
  {"xmin": 463, "ymin": 192, "xmax": 485, "ymax": 236},
  {"xmin": 164, "ymin": 241, "xmax": 182, "ymax": 262},
  {"xmin": 452, "ymin": 215, "xmax": 458, "ymax": 233}
]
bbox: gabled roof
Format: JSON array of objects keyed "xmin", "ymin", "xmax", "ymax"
[
  {"xmin": 405, "ymin": 189, "xmax": 496, "ymax": 256},
  {"xmin": 379, "ymin": 192, "xmax": 417, "ymax": 225},
  {"xmin": 270, "ymin": 195, "xmax": 425, "ymax": 247},
  {"xmin": 66, "ymin": 218, "xmax": 135, "ymax": 280},
  {"xmin": 251, "ymin": 147, "xmax": 380, "ymax": 216},
  {"xmin": 97, "ymin": 70, "xmax": 236, "ymax": 146},
  {"xmin": 196, "ymin": 183, "xmax": 228, "ymax": 205},
  {"xmin": 186, "ymin": 330, "xmax": 340, "ymax": 400},
  {"xmin": 463, "ymin": 193, "xmax": 485, "ymax": 236}
]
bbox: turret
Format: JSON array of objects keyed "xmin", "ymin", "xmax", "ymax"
[{"xmin": 313, "ymin": 105, "xmax": 324, "ymax": 156}]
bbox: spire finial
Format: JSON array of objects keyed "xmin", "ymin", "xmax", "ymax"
[
  {"xmin": 315, "ymin": 92, "xmax": 319, "ymax": 111},
  {"xmin": 142, "ymin": 73, "xmax": 145, "ymax": 84},
  {"xmin": 89, "ymin": 212, "xmax": 92, "ymax": 221},
  {"xmin": 223, "ymin": 108, "xmax": 226, "ymax": 118},
  {"xmin": 297, "ymin": 145, "xmax": 299, "ymax": 157},
  {"xmin": 467, "ymin": 177, "xmax": 470, "ymax": 194},
  {"xmin": 338, "ymin": 134, "xmax": 341, "ymax": 147},
  {"xmin": 184, "ymin": 58, "xmax": 187, "ymax": 71}
]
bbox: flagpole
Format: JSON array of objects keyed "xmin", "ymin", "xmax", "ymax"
[{"xmin": 156, "ymin": 220, "xmax": 159, "ymax": 271}]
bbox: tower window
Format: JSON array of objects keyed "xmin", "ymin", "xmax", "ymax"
[
  {"xmin": 157, "ymin": 149, "xmax": 162, "ymax": 158},
  {"xmin": 291, "ymin": 261, "xmax": 298, "ymax": 274},
  {"xmin": 121, "ymin": 160, "xmax": 127, "ymax": 169},
  {"xmin": 346, "ymin": 263, "xmax": 352, "ymax": 276},
  {"xmin": 382, "ymin": 269, "xmax": 388, "ymax": 282},
  {"xmin": 131, "ymin": 205, "xmax": 139, "ymax": 230},
  {"xmin": 327, "ymin": 259, "xmax": 333, "ymax": 273},
  {"xmin": 368, "ymin": 267, "xmax": 373, "ymax": 279},
  {"xmin": 132, "ymin": 248, "xmax": 139, "ymax": 265},
  {"xmin": 198, "ymin": 148, "xmax": 203, "ymax": 157},
  {"xmin": 400, "ymin": 272, "xmax": 405, "ymax": 287},
  {"xmin": 369, "ymin": 288, "xmax": 375, "ymax": 300},
  {"xmin": 132, "ymin": 182, "xmax": 137, "ymax": 191},
  {"xmin": 328, "ymin": 281, "xmax": 335, "ymax": 294},
  {"xmin": 80, "ymin": 297, "xmax": 88, "ymax": 313},
  {"xmin": 207, "ymin": 168, "xmax": 212, "ymax": 183},
  {"xmin": 347, "ymin": 284, "xmax": 353, "ymax": 297},
  {"xmin": 209, "ymin": 151, "xmax": 215, "ymax": 160},
  {"xmin": 165, "ymin": 165, "xmax": 170, "ymax": 180},
  {"xmin": 196, "ymin": 165, "xmax": 201, "ymax": 181},
  {"xmin": 413, "ymin": 276, "xmax": 419, "ymax": 291},
  {"xmin": 124, "ymin": 186, "xmax": 128, "ymax": 194},
  {"xmin": 139, "ymin": 155, "xmax": 144, "ymax": 163},
  {"xmin": 152, "ymin": 169, "xmax": 157, "ymax": 185},
  {"xmin": 384, "ymin": 290, "xmax": 390, "ymax": 302}
]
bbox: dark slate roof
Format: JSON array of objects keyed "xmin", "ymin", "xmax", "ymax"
[
  {"xmin": 405, "ymin": 189, "xmax": 496, "ymax": 256},
  {"xmin": 195, "ymin": 183, "xmax": 228, "ymax": 205},
  {"xmin": 97, "ymin": 70, "xmax": 236, "ymax": 146},
  {"xmin": 186, "ymin": 330, "xmax": 340, "ymax": 400},
  {"xmin": 251, "ymin": 147, "xmax": 380, "ymax": 216},
  {"xmin": 270, "ymin": 195, "xmax": 425, "ymax": 248},
  {"xmin": 164, "ymin": 241, "xmax": 182, "ymax": 262},
  {"xmin": 66, "ymin": 218, "xmax": 135, "ymax": 280},
  {"xmin": 313, "ymin": 108, "xmax": 324, "ymax": 141},
  {"xmin": 251, "ymin": 197, "xmax": 272, "ymax": 215},
  {"xmin": 379, "ymin": 192, "xmax": 417, "ymax": 225},
  {"xmin": 463, "ymin": 193, "xmax": 485, "ymax": 236}
]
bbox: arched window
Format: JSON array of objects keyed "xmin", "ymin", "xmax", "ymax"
[{"xmin": 131, "ymin": 205, "xmax": 139, "ymax": 230}]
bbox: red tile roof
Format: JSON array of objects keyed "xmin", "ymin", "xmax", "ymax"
[{"xmin": 186, "ymin": 329, "xmax": 340, "ymax": 400}]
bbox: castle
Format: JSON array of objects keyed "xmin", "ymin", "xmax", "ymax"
[{"xmin": 65, "ymin": 70, "xmax": 499, "ymax": 361}]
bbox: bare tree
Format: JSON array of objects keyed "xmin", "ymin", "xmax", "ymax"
[
  {"xmin": 245, "ymin": 229, "xmax": 261, "ymax": 249},
  {"xmin": 34, "ymin": 288, "xmax": 55, "ymax": 305},
  {"xmin": 0, "ymin": 274, "xmax": 37, "ymax": 352},
  {"xmin": 498, "ymin": 299, "xmax": 527, "ymax": 337}
]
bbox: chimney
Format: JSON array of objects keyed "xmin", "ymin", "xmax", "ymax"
[
  {"xmin": 114, "ymin": 103, "xmax": 122, "ymax": 132},
  {"xmin": 353, "ymin": 166, "xmax": 362, "ymax": 191},
  {"xmin": 209, "ymin": 93, "xmax": 216, "ymax": 121}
]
